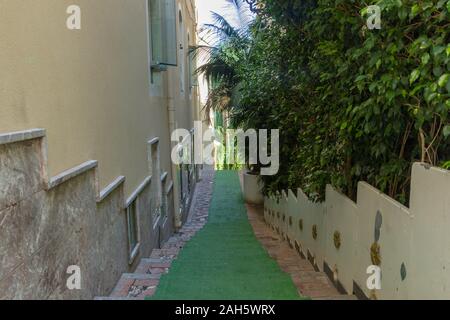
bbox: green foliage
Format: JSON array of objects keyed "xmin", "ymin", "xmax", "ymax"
[
  {"xmin": 233, "ymin": 0, "xmax": 450, "ymax": 203},
  {"xmin": 214, "ymin": 126, "xmax": 246, "ymax": 171},
  {"xmin": 443, "ymin": 160, "xmax": 450, "ymax": 169}
]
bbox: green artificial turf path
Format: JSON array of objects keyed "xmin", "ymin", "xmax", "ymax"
[{"xmin": 150, "ymin": 170, "xmax": 301, "ymax": 300}]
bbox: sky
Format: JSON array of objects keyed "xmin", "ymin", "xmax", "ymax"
[
  {"xmin": 196, "ymin": 0, "xmax": 231, "ymax": 28},
  {"xmin": 195, "ymin": 0, "xmax": 253, "ymax": 39}
]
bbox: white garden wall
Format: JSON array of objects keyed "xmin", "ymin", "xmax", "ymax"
[
  {"xmin": 264, "ymin": 163, "xmax": 450, "ymax": 300},
  {"xmin": 409, "ymin": 164, "xmax": 450, "ymax": 299},
  {"xmin": 324, "ymin": 185, "xmax": 358, "ymax": 295}
]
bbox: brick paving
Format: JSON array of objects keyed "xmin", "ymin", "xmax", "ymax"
[{"xmin": 94, "ymin": 167, "xmax": 215, "ymax": 300}]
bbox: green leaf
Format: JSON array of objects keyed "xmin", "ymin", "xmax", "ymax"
[
  {"xmin": 433, "ymin": 66, "xmax": 443, "ymax": 77},
  {"xmin": 444, "ymin": 126, "xmax": 450, "ymax": 138},
  {"xmin": 376, "ymin": 59, "xmax": 382, "ymax": 69},
  {"xmin": 420, "ymin": 39, "xmax": 430, "ymax": 50},
  {"xmin": 421, "ymin": 53, "xmax": 430, "ymax": 65},
  {"xmin": 340, "ymin": 122, "xmax": 348, "ymax": 130},
  {"xmin": 398, "ymin": 7, "xmax": 408, "ymax": 20},
  {"xmin": 411, "ymin": 4, "xmax": 420, "ymax": 18},
  {"xmin": 425, "ymin": 92, "xmax": 437, "ymax": 103},
  {"xmin": 442, "ymin": 161, "xmax": 450, "ymax": 170},
  {"xmin": 432, "ymin": 46, "xmax": 446, "ymax": 57},
  {"xmin": 437, "ymin": 0, "xmax": 446, "ymax": 9},
  {"xmin": 430, "ymin": 83, "xmax": 438, "ymax": 92},
  {"xmin": 410, "ymin": 69, "xmax": 420, "ymax": 84},
  {"xmin": 438, "ymin": 74, "xmax": 449, "ymax": 87}
]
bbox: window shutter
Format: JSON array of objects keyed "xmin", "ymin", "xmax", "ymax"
[
  {"xmin": 189, "ymin": 47, "xmax": 198, "ymax": 87},
  {"xmin": 150, "ymin": 0, "xmax": 177, "ymax": 66}
]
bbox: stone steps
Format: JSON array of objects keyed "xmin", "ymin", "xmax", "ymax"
[
  {"xmin": 95, "ymin": 221, "xmax": 208, "ymax": 300},
  {"xmin": 94, "ymin": 229, "xmax": 204, "ymax": 300}
]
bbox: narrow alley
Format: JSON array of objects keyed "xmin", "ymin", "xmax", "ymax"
[{"xmin": 97, "ymin": 168, "xmax": 353, "ymax": 300}]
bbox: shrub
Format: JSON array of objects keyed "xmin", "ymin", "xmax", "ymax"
[{"xmin": 235, "ymin": 0, "xmax": 450, "ymax": 203}]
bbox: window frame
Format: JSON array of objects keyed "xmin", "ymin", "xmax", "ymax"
[
  {"xmin": 146, "ymin": 0, "xmax": 178, "ymax": 96},
  {"xmin": 148, "ymin": 0, "xmax": 178, "ymax": 67},
  {"xmin": 146, "ymin": 0, "xmax": 163, "ymax": 96}
]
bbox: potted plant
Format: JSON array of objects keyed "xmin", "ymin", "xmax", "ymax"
[{"xmin": 242, "ymin": 164, "xmax": 264, "ymax": 205}]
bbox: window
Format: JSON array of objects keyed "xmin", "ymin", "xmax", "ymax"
[
  {"xmin": 126, "ymin": 200, "xmax": 139, "ymax": 260},
  {"xmin": 179, "ymin": 9, "xmax": 185, "ymax": 94},
  {"xmin": 148, "ymin": 0, "xmax": 177, "ymax": 67},
  {"xmin": 147, "ymin": 0, "xmax": 177, "ymax": 93}
]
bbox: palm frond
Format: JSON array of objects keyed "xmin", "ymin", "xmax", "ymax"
[
  {"xmin": 224, "ymin": 0, "xmax": 253, "ymax": 36},
  {"xmin": 202, "ymin": 82, "xmax": 233, "ymax": 125},
  {"xmin": 196, "ymin": 59, "xmax": 235, "ymax": 85},
  {"xmin": 204, "ymin": 11, "xmax": 240, "ymax": 41},
  {"xmin": 195, "ymin": 0, "xmax": 255, "ymax": 123},
  {"xmin": 189, "ymin": 45, "xmax": 219, "ymax": 61}
]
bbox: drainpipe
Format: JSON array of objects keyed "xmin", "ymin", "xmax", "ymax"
[{"xmin": 166, "ymin": 68, "xmax": 182, "ymax": 230}]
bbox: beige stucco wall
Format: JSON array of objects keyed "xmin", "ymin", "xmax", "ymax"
[{"xmin": 0, "ymin": 0, "xmax": 198, "ymax": 198}]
